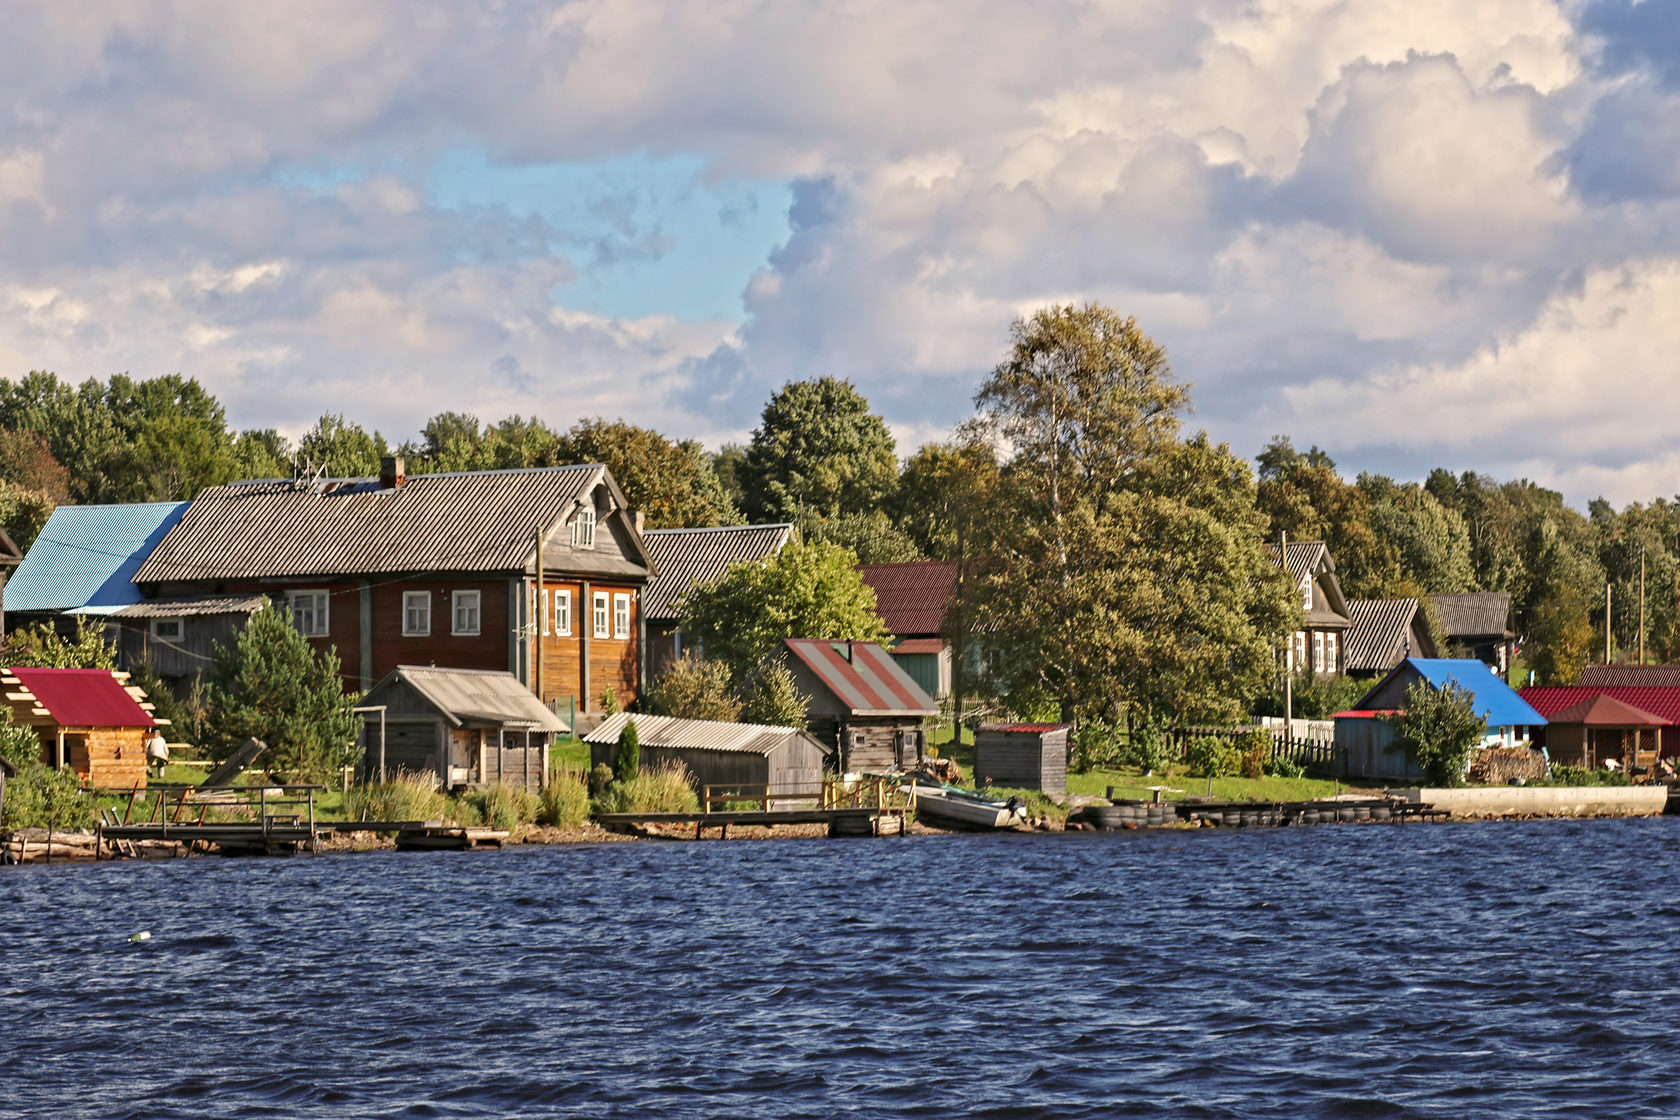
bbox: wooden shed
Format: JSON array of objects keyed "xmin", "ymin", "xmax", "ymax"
[
  {"xmin": 584, "ymin": 713, "xmax": 830, "ymax": 807},
  {"xmin": 767, "ymin": 639, "xmax": 939, "ymax": 773},
  {"xmin": 3, "ymin": 667, "xmax": 164, "ymax": 788},
  {"xmin": 974, "ymin": 723, "xmax": 1071, "ymax": 794},
  {"xmin": 1536, "ymin": 693, "xmax": 1666, "ymax": 772},
  {"xmin": 360, "ymin": 665, "xmax": 570, "ymax": 791}
]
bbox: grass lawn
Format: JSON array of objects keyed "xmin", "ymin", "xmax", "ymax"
[
  {"xmin": 1070, "ymin": 768, "xmax": 1352, "ymax": 803},
  {"xmin": 551, "ymin": 736, "xmax": 590, "ymax": 774}
]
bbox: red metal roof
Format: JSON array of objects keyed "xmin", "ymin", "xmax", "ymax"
[
  {"xmin": 892, "ymin": 637, "xmax": 945, "ymax": 655},
  {"xmin": 858, "ymin": 562, "xmax": 954, "ymax": 637},
  {"xmin": 1331, "ymin": 709, "xmax": 1402, "ymax": 719},
  {"xmin": 9, "ymin": 667, "xmax": 156, "ymax": 729},
  {"xmin": 782, "ymin": 638, "xmax": 937, "ymax": 716},
  {"xmin": 980, "ymin": 722, "xmax": 1072, "ymax": 733},
  {"xmin": 1520, "ymin": 686, "xmax": 1680, "ymax": 725},
  {"xmin": 1544, "ymin": 693, "xmax": 1669, "ymax": 727}
]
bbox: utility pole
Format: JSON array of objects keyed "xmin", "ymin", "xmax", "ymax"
[
  {"xmin": 1282, "ymin": 530, "xmax": 1292, "ymax": 728},
  {"xmin": 534, "ymin": 526, "xmax": 544, "ymax": 699},
  {"xmin": 1606, "ymin": 582, "xmax": 1612, "ymax": 664}
]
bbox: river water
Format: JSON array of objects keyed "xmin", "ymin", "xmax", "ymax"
[{"xmin": 3, "ymin": 819, "xmax": 1678, "ymax": 1118}]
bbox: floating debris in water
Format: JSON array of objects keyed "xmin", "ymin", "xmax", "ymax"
[{"xmin": 129, "ymin": 931, "xmax": 150, "ymax": 943}]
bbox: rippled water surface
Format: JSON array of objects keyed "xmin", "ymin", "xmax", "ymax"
[{"xmin": 4, "ymin": 820, "xmax": 1680, "ymax": 1118}]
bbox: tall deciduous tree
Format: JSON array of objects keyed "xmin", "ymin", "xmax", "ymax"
[
  {"xmin": 554, "ymin": 418, "xmax": 739, "ymax": 528},
  {"xmin": 739, "ymin": 377, "xmax": 897, "ymax": 522},
  {"xmin": 297, "ymin": 413, "xmax": 390, "ymax": 477},
  {"xmin": 678, "ymin": 539, "xmax": 891, "ymax": 680},
  {"xmin": 968, "ymin": 305, "xmax": 1293, "ymax": 724}
]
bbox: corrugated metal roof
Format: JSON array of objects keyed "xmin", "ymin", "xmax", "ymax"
[
  {"xmin": 782, "ymin": 638, "xmax": 938, "ymax": 716},
  {"xmin": 858, "ymin": 562, "xmax": 954, "ymax": 637},
  {"xmin": 6, "ymin": 502, "xmax": 188, "ymax": 612},
  {"xmin": 893, "ymin": 637, "xmax": 944, "ymax": 655},
  {"xmin": 1578, "ymin": 664, "xmax": 1680, "ymax": 688},
  {"xmin": 135, "ymin": 465, "xmax": 646, "ymax": 583},
  {"xmin": 1430, "ymin": 592, "xmax": 1514, "ymax": 639},
  {"xmin": 1344, "ymin": 598, "xmax": 1424, "ymax": 673},
  {"xmin": 582, "ymin": 712, "xmax": 825, "ymax": 755},
  {"xmin": 1359, "ymin": 658, "xmax": 1545, "ymax": 727},
  {"xmin": 641, "ymin": 523, "xmax": 792, "ymax": 620},
  {"xmin": 110, "ymin": 594, "xmax": 271, "ymax": 619},
  {"xmin": 1521, "ymin": 685, "xmax": 1680, "ymax": 725},
  {"xmin": 1545, "ymin": 693, "xmax": 1670, "ymax": 727},
  {"xmin": 8, "ymin": 667, "xmax": 157, "ymax": 729},
  {"xmin": 980, "ymin": 722, "xmax": 1071, "ymax": 734},
  {"xmin": 370, "ymin": 666, "xmax": 570, "ymax": 731},
  {"xmin": 1265, "ymin": 540, "xmax": 1329, "ymax": 583}
]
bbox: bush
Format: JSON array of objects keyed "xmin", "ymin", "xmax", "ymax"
[
  {"xmin": 1386, "ymin": 680, "xmax": 1487, "ymax": 787},
  {"xmin": 1, "ymin": 763, "xmax": 93, "ymax": 830},
  {"xmin": 0, "ymin": 707, "xmax": 42, "ymax": 772},
  {"xmin": 461, "ymin": 784, "xmax": 540, "ymax": 832},
  {"xmin": 1187, "ymin": 735, "xmax": 1241, "ymax": 778},
  {"xmin": 538, "ymin": 771, "xmax": 591, "ymax": 829},
  {"xmin": 1534, "ymin": 765, "xmax": 1632, "ymax": 787},
  {"xmin": 344, "ymin": 774, "xmax": 448, "ymax": 823},
  {"xmin": 1118, "ymin": 721, "xmax": 1174, "ymax": 775},
  {"xmin": 645, "ymin": 654, "xmax": 741, "ymax": 721},
  {"xmin": 1238, "ymin": 730, "xmax": 1270, "ymax": 779},
  {"xmin": 739, "ymin": 661, "xmax": 809, "ymax": 728},
  {"xmin": 588, "ymin": 762, "xmax": 615, "ymax": 798},
  {"xmin": 1071, "ymin": 719, "xmax": 1125, "ymax": 773},
  {"xmin": 595, "ymin": 761, "xmax": 699, "ymax": 814},
  {"xmin": 614, "ymin": 718, "xmax": 640, "ymax": 783}
]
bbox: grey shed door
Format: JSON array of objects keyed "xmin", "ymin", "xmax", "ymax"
[{"xmin": 381, "ymin": 719, "xmax": 443, "ymax": 777}]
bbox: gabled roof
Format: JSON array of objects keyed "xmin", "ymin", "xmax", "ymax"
[
  {"xmin": 7, "ymin": 667, "xmax": 156, "ymax": 729},
  {"xmin": 1345, "ymin": 598, "xmax": 1435, "ymax": 673},
  {"xmin": 367, "ymin": 666, "xmax": 569, "ymax": 732},
  {"xmin": 5, "ymin": 501, "xmax": 188, "ymax": 613},
  {"xmin": 781, "ymin": 638, "xmax": 938, "ymax": 717},
  {"xmin": 1354, "ymin": 658, "xmax": 1545, "ymax": 727},
  {"xmin": 1520, "ymin": 685, "xmax": 1680, "ymax": 725},
  {"xmin": 1430, "ymin": 592, "xmax": 1514, "ymax": 639},
  {"xmin": 1579, "ymin": 664, "xmax": 1680, "ymax": 688},
  {"xmin": 136, "ymin": 465, "xmax": 649, "ymax": 583},
  {"xmin": 583, "ymin": 712, "xmax": 827, "ymax": 756},
  {"xmin": 1545, "ymin": 693, "xmax": 1669, "ymax": 727},
  {"xmin": 1264, "ymin": 540, "xmax": 1349, "ymax": 618},
  {"xmin": 641, "ymin": 523, "xmax": 792, "ymax": 621},
  {"xmin": 858, "ymin": 562, "xmax": 955, "ymax": 637}
]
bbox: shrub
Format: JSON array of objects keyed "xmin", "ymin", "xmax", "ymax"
[
  {"xmin": 1534, "ymin": 764, "xmax": 1632, "ymax": 787},
  {"xmin": 462, "ymin": 784, "xmax": 539, "ymax": 832},
  {"xmin": 1187, "ymin": 735, "xmax": 1241, "ymax": 778},
  {"xmin": 739, "ymin": 661, "xmax": 810, "ymax": 728},
  {"xmin": 1386, "ymin": 680, "xmax": 1487, "ymax": 787},
  {"xmin": 645, "ymin": 654, "xmax": 741, "ymax": 721},
  {"xmin": 1118, "ymin": 721, "xmax": 1174, "ymax": 774},
  {"xmin": 614, "ymin": 718, "xmax": 640, "ymax": 783},
  {"xmin": 1, "ymin": 763, "xmax": 93, "ymax": 830},
  {"xmin": 344, "ymin": 774, "xmax": 448, "ymax": 823},
  {"xmin": 1238, "ymin": 730, "xmax": 1270, "ymax": 779},
  {"xmin": 0, "ymin": 707, "xmax": 42, "ymax": 772},
  {"xmin": 1071, "ymin": 719, "xmax": 1124, "ymax": 773},
  {"xmin": 588, "ymin": 762, "xmax": 615, "ymax": 798},
  {"xmin": 538, "ymin": 771, "xmax": 591, "ymax": 829},
  {"xmin": 595, "ymin": 761, "xmax": 699, "ymax": 814}
]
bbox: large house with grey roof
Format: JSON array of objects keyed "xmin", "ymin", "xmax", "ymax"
[
  {"xmin": 132, "ymin": 458, "xmax": 655, "ymax": 713},
  {"xmin": 1267, "ymin": 541, "xmax": 1351, "ymax": 677},
  {"xmin": 640, "ymin": 522, "xmax": 792, "ymax": 681}
]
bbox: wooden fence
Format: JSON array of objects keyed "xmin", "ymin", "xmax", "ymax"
[{"xmin": 1168, "ymin": 724, "xmax": 1346, "ymax": 777}]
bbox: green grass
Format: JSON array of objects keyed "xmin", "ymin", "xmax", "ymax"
[
  {"xmin": 551, "ymin": 736, "xmax": 590, "ymax": 774},
  {"xmin": 1068, "ymin": 766, "xmax": 1353, "ymax": 803}
]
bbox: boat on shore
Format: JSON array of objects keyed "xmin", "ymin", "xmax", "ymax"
[{"xmin": 909, "ymin": 782, "xmax": 1028, "ymax": 831}]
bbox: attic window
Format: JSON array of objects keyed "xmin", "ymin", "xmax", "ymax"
[
  {"xmin": 571, "ymin": 506, "xmax": 596, "ymax": 549},
  {"xmin": 1300, "ymin": 576, "xmax": 1313, "ymax": 612}
]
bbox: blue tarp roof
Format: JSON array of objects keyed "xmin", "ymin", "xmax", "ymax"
[
  {"xmin": 4, "ymin": 502, "xmax": 189, "ymax": 614},
  {"xmin": 1400, "ymin": 658, "xmax": 1547, "ymax": 727}
]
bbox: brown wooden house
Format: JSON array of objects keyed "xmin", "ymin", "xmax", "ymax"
[
  {"xmin": 1268, "ymin": 541, "xmax": 1351, "ymax": 676},
  {"xmin": 641, "ymin": 523, "xmax": 792, "ymax": 681},
  {"xmin": 3, "ymin": 666, "xmax": 164, "ymax": 788},
  {"xmin": 133, "ymin": 458, "xmax": 655, "ymax": 714},
  {"xmin": 765, "ymin": 639, "xmax": 938, "ymax": 773}
]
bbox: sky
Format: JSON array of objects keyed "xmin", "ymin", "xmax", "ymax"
[{"xmin": 2, "ymin": 1, "xmax": 1680, "ymax": 506}]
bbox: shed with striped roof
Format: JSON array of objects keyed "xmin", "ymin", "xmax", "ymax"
[{"xmin": 766, "ymin": 639, "xmax": 938, "ymax": 773}]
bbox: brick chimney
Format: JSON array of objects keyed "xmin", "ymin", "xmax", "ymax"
[
  {"xmin": 379, "ymin": 455, "xmax": 406, "ymax": 489},
  {"xmin": 633, "ymin": 509, "xmax": 644, "ymax": 534}
]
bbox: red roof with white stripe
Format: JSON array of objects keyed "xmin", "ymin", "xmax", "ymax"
[{"xmin": 781, "ymin": 639, "xmax": 937, "ymax": 716}]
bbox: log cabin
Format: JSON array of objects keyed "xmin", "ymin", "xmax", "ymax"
[
  {"xmin": 641, "ymin": 523, "xmax": 792, "ymax": 681},
  {"xmin": 132, "ymin": 459, "xmax": 656, "ymax": 714},
  {"xmin": 765, "ymin": 638, "xmax": 938, "ymax": 773},
  {"xmin": 3, "ymin": 666, "xmax": 163, "ymax": 788},
  {"xmin": 1267, "ymin": 541, "xmax": 1351, "ymax": 677}
]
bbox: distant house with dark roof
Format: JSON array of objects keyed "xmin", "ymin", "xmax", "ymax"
[
  {"xmin": 1429, "ymin": 592, "xmax": 1516, "ymax": 673},
  {"xmin": 1344, "ymin": 598, "xmax": 1438, "ymax": 677},
  {"xmin": 858, "ymin": 561, "xmax": 956, "ymax": 698},
  {"xmin": 1266, "ymin": 541, "xmax": 1350, "ymax": 676},
  {"xmin": 3, "ymin": 666, "xmax": 164, "ymax": 788},
  {"xmin": 1579, "ymin": 663, "xmax": 1680, "ymax": 688},
  {"xmin": 134, "ymin": 459, "xmax": 655, "ymax": 713},
  {"xmin": 764, "ymin": 638, "xmax": 938, "ymax": 773},
  {"xmin": 640, "ymin": 523, "xmax": 792, "ymax": 680}
]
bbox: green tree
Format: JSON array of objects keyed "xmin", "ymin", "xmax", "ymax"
[
  {"xmin": 888, "ymin": 436, "xmax": 1003, "ymax": 563},
  {"xmin": 739, "ymin": 377, "xmax": 898, "ymax": 522},
  {"xmin": 1358, "ymin": 474, "xmax": 1475, "ymax": 594},
  {"xmin": 4, "ymin": 616, "xmax": 117, "ymax": 668},
  {"xmin": 416, "ymin": 411, "xmax": 496, "ymax": 473},
  {"xmin": 738, "ymin": 661, "xmax": 810, "ymax": 728},
  {"xmin": 614, "ymin": 717, "xmax": 640, "ymax": 783},
  {"xmin": 711, "ymin": 443, "xmax": 748, "ymax": 514},
  {"xmin": 1256, "ymin": 436, "xmax": 1399, "ymax": 598},
  {"xmin": 0, "ymin": 705, "xmax": 42, "ymax": 772},
  {"xmin": 644, "ymin": 654, "xmax": 742, "ymax": 722},
  {"xmin": 806, "ymin": 510, "xmax": 924, "ymax": 564},
  {"xmin": 1387, "ymin": 679, "xmax": 1486, "ymax": 786},
  {"xmin": 232, "ymin": 429, "xmax": 293, "ymax": 480},
  {"xmin": 0, "ymin": 762, "xmax": 92, "ymax": 830},
  {"xmin": 0, "ymin": 480, "xmax": 55, "ymax": 551},
  {"xmin": 297, "ymin": 413, "xmax": 390, "ymax": 477},
  {"xmin": 486, "ymin": 415, "xmax": 562, "ymax": 469},
  {"xmin": 0, "ymin": 429, "xmax": 72, "ymax": 503},
  {"xmin": 199, "ymin": 606, "xmax": 361, "ymax": 781},
  {"xmin": 555, "ymin": 418, "xmax": 740, "ymax": 528},
  {"xmin": 678, "ymin": 539, "xmax": 892, "ymax": 680},
  {"xmin": 1524, "ymin": 515, "xmax": 1603, "ymax": 685}
]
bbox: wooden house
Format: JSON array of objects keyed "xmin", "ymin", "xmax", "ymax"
[
  {"xmin": 3, "ymin": 666, "xmax": 164, "ymax": 788},
  {"xmin": 1267, "ymin": 541, "xmax": 1350, "ymax": 676},
  {"xmin": 858, "ymin": 561, "xmax": 956, "ymax": 699},
  {"xmin": 583, "ymin": 712, "xmax": 829, "ymax": 807},
  {"xmin": 974, "ymin": 723, "xmax": 1070, "ymax": 794},
  {"xmin": 640, "ymin": 523, "xmax": 792, "ymax": 680},
  {"xmin": 134, "ymin": 458, "xmax": 656, "ymax": 714},
  {"xmin": 1429, "ymin": 593, "xmax": 1516, "ymax": 674},
  {"xmin": 765, "ymin": 639, "xmax": 938, "ymax": 773},
  {"xmin": 1532, "ymin": 693, "xmax": 1666, "ymax": 772},
  {"xmin": 359, "ymin": 665, "xmax": 570, "ymax": 790},
  {"xmin": 1521, "ymin": 681, "xmax": 1680, "ymax": 762},
  {"xmin": 1344, "ymin": 598, "xmax": 1438, "ymax": 677}
]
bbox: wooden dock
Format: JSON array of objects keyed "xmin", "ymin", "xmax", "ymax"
[{"xmin": 598, "ymin": 778, "xmax": 911, "ymax": 838}]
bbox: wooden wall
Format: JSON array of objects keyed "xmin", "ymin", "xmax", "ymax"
[
  {"xmin": 533, "ymin": 579, "xmax": 640, "ymax": 710},
  {"xmin": 974, "ymin": 728, "xmax": 1069, "ymax": 794},
  {"xmin": 807, "ymin": 718, "xmax": 925, "ymax": 773},
  {"xmin": 112, "ymin": 614, "xmax": 248, "ymax": 684},
  {"xmin": 46, "ymin": 727, "xmax": 149, "ymax": 789}
]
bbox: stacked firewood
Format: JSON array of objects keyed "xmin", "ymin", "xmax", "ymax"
[{"xmin": 1467, "ymin": 746, "xmax": 1550, "ymax": 785}]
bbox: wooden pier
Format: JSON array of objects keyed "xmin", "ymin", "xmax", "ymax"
[{"xmin": 596, "ymin": 779, "xmax": 911, "ymax": 838}]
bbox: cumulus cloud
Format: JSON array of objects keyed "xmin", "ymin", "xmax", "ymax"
[{"xmin": 0, "ymin": 0, "xmax": 1675, "ymax": 502}]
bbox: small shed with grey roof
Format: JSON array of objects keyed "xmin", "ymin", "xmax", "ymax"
[
  {"xmin": 359, "ymin": 665, "xmax": 570, "ymax": 790},
  {"xmin": 1344, "ymin": 598, "xmax": 1438, "ymax": 677},
  {"xmin": 974, "ymin": 723, "xmax": 1071, "ymax": 794},
  {"xmin": 584, "ymin": 712, "xmax": 829, "ymax": 807}
]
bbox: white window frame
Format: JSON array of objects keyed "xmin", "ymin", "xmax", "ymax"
[
  {"xmin": 287, "ymin": 590, "xmax": 330, "ymax": 637},
  {"xmin": 1325, "ymin": 631, "xmax": 1338, "ymax": 674},
  {"xmin": 1292, "ymin": 631, "xmax": 1306, "ymax": 672},
  {"xmin": 1312, "ymin": 631, "xmax": 1326, "ymax": 674},
  {"xmin": 452, "ymin": 589, "xmax": 482, "ymax": 636},
  {"xmin": 554, "ymin": 590, "xmax": 572, "ymax": 637},
  {"xmin": 593, "ymin": 591, "xmax": 610, "ymax": 639},
  {"xmin": 150, "ymin": 617, "xmax": 183, "ymax": 642},
  {"xmin": 402, "ymin": 591, "xmax": 431, "ymax": 637},
  {"xmin": 613, "ymin": 592, "xmax": 631, "ymax": 639},
  {"xmin": 571, "ymin": 506, "xmax": 596, "ymax": 549},
  {"xmin": 1300, "ymin": 576, "xmax": 1313, "ymax": 612}
]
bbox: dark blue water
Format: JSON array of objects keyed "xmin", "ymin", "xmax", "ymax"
[{"xmin": 3, "ymin": 820, "xmax": 1679, "ymax": 1118}]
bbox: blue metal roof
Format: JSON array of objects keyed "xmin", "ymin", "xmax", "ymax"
[
  {"xmin": 1402, "ymin": 658, "xmax": 1546, "ymax": 727},
  {"xmin": 5, "ymin": 502, "xmax": 189, "ymax": 614}
]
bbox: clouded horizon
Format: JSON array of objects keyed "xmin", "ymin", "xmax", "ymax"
[{"xmin": 3, "ymin": 1, "xmax": 1679, "ymax": 506}]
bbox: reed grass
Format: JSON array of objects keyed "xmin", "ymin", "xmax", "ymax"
[
  {"xmin": 538, "ymin": 770, "xmax": 590, "ymax": 829},
  {"xmin": 595, "ymin": 761, "xmax": 699, "ymax": 815},
  {"xmin": 343, "ymin": 773, "xmax": 449, "ymax": 822}
]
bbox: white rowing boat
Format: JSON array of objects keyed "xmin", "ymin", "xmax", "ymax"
[{"xmin": 911, "ymin": 784, "xmax": 1027, "ymax": 831}]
